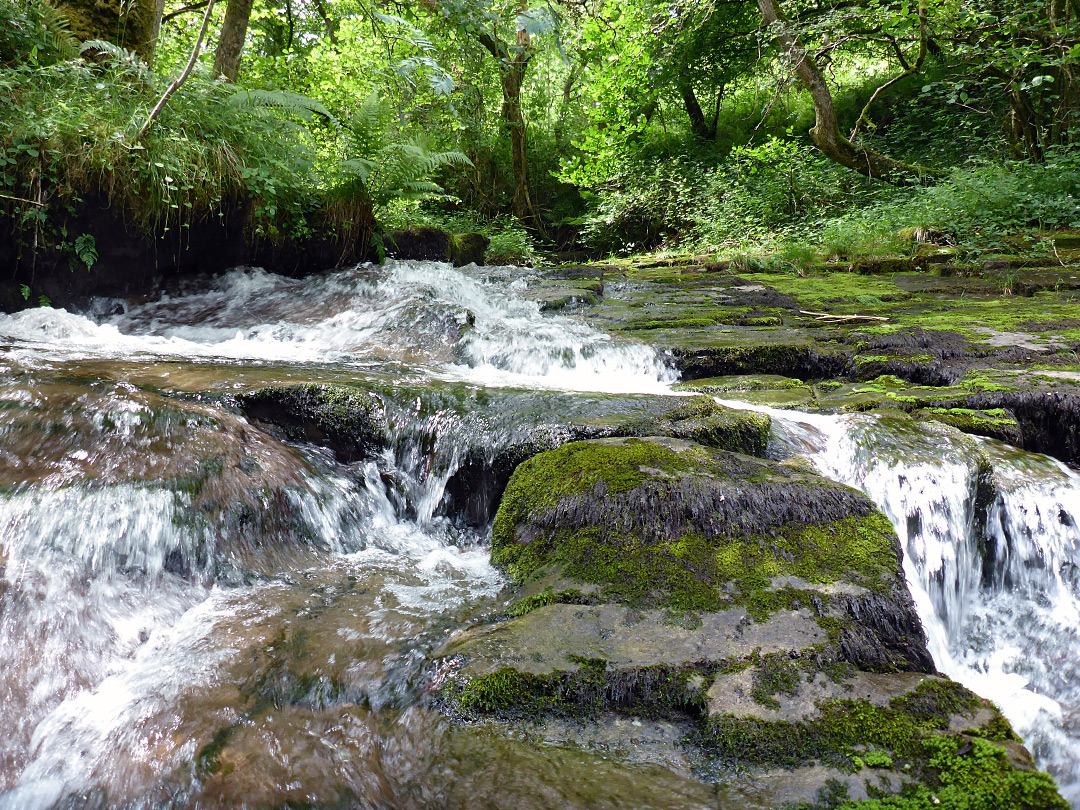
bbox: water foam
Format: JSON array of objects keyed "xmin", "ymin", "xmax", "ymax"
[{"xmin": 0, "ymin": 261, "xmax": 676, "ymax": 394}]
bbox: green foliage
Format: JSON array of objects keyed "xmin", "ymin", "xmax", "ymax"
[
  {"xmin": 0, "ymin": 0, "xmax": 78, "ymax": 66},
  {"xmin": 0, "ymin": 55, "xmax": 318, "ymax": 245},
  {"xmin": 336, "ymin": 94, "xmax": 471, "ymax": 212},
  {"xmin": 73, "ymin": 233, "xmax": 97, "ymax": 269}
]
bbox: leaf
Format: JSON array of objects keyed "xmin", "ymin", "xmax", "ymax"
[{"xmin": 515, "ymin": 7, "xmax": 559, "ymax": 37}]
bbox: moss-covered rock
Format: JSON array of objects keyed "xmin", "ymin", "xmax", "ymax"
[
  {"xmin": 490, "ymin": 437, "xmax": 912, "ymax": 623},
  {"xmin": 912, "ymin": 406, "xmax": 1022, "ymax": 444},
  {"xmin": 448, "ymin": 232, "xmax": 490, "ymax": 266},
  {"xmin": 237, "ymin": 383, "xmax": 384, "ymax": 462},
  {"xmin": 620, "ymin": 395, "xmax": 772, "ymax": 455},
  {"xmin": 436, "ymin": 434, "xmax": 1064, "ymax": 807}
]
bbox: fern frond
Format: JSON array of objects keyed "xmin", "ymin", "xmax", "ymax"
[
  {"xmin": 226, "ymin": 89, "xmax": 338, "ymax": 127},
  {"xmin": 38, "ymin": 0, "xmax": 78, "ymax": 60}
]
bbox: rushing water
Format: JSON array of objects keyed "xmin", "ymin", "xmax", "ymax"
[{"xmin": 0, "ymin": 260, "xmax": 1078, "ymax": 807}]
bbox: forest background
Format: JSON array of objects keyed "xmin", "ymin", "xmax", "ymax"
[{"xmin": 1, "ymin": 0, "xmax": 1078, "ymax": 275}]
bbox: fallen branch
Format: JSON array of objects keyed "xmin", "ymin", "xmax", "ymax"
[
  {"xmin": 0, "ymin": 192, "xmax": 44, "ymax": 206},
  {"xmin": 799, "ymin": 309, "xmax": 889, "ymax": 323}
]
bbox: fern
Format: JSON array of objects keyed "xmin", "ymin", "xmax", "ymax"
[
  {"xmin": 0, "ymin": 0, "xmax": 78, "ymax": 65},
  {"xmin": 364, "ymin": 141, "xmax": 471, "ymax": 208},
  {"xmin": 79, "ymin": 39, "xmax": 151, "ymax": 80},
  {"xmin": 36, "ymin": 0, "xmax": 78, "ymax": 60},
  {"xmin": 226, "ymin": 89, "xmax": 337, "ymax": 126},
  {"xmin": 338, "ymin": 94, "xmax": 471, "ymax": 211}
]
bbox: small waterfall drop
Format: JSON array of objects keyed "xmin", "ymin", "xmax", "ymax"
[{"xmin": 732, "ymin": 401, "xmax": 1080, "ymax": 802}]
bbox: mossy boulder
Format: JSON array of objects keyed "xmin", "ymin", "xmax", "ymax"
[
  {"xmin": 436, "ymin": 435, "xmax": 1065, "ymax": 808},
  {"xmin": 237, "ymin": 383, "xmax": 384, "ymax": 462},
  {"xmin": 448, "ymin": 232, "xmax": 490, "ymax": 266},
  {"xmin": 385, "ymin": 227, "xmax": 489, "ymax": 266},
  {"xmin": 489, "ymin": 436, "xmax": 924, "ymax": 666}
]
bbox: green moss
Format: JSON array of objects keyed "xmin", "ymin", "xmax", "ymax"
[
  {"xmin": 832, "ymin": 736, "xmax": 1066, "ymax": 809},
  {"xmin": 456, "ymin": 668, "xmax": 540, "ymax": 715},
  {"xmin": 851, "ymin": 749, "xmax": 894, "ymax": 770},
  {"xmin": 238, "ymin": 383, "xmax": 382, "ymax": 457},
  {"xmin": 628, "ymin": 317, "xmax": 719, "ymax": 330},
  {"xmin": 508, "ymin": 587, "xmax": 593, "ymax": 617},
  {"xmin": 914, "ymin": 407, "xmax": 1018, "ymax": 439},
  {"xmin": 451, "ymin": 660, "xmax": 710, "ymax": 721},
  {"xmin": 641, "ymin": 396, "xmax": 772, "ymax": 456},
  {"xmin": 492, "ymin": 440, "xmax": 691, "ymax": 547},
  {"xmin": 493, "ymin": 436, "xmax": 900, "ymax": 617},
  {"xmin": 674, "ymin": 375, "xmax": 809, "ymax": 394},
  {"xmin": 699, "ymin": 678, "xmax": 1066, "ymax": 808},
  {"xmin": 751, "ymin": 653, "xmax": 802, "ymax": 709}
]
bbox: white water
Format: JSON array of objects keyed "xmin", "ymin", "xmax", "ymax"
[
  {"xmin": 1, "ymin": 261, "xmax": 1079, "ymax": 805},
  {"xmin": 726, "ymin": 400, "xmax": 1080, "ymax": 803},
  {"xmin": 0, "ymin": 261, "xmax": 674, "ymax": 395}
]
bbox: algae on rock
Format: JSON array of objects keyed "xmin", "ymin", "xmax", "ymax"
[{"xmin": 435, "ymin": 435, "xmax": 1067, "ymax": 809}]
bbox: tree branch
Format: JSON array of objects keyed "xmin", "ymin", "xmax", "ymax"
[
  {"xmin": 162, "ymin": 0, "xmax": 209, "ymax": 24},
  {"xmin": 137, "ymin": 0, "xmax": 216, "ymax": 143}
]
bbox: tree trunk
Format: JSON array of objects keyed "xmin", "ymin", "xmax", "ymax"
[
  {"xmin": 213, "ymin": 0, "xmax": 255, "ymax": 82},
  {"xmin": 58, "ymin": 0, "xmax": 158, "ymax": 58},
  {"xmin": 500, "ymin": 57, "xmax": 540, "ymax": 224},
  {"xmin": 679, "ymin": 83, "xmax": 716, "ymax": 139},
  {"xmin": 756, "ymin": 0, "xmax": 938, "ymax": 183},
  {"xmin": 147, "ymin": 0, "xmax": 166, "ymax": 66},
  {"xmin": 478, "ymin": 29, "xmax": 543, "ymax": 229}
]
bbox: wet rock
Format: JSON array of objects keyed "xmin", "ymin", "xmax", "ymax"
[
  {"xmin": 939, "ymin": 389, "xmax": 1080, "ymax": 465},
  {"xmin": 671, "ymin": 342, "xmax": 850, "ymax": 382},
  {"xmin": 442, "ymin": 396, "xmax": 770, "ymax": 526},
  {"xmin": 912, "ymin": 406, "xmax": 1023, "ymax": 445},
  {"xmin": 385, "ymin": 227, "xmax": 451, "ymax": 263},
  {"xmin": 238, "ymin": 383, "xmax": 385, "ymax": 463},
  {"xmin": 385, "ymin": 228, "xmax": 490, "ymax": 267},
  {"xmin": 435, "ymin": 435, "xmax": 1064, "ymax": 808},
  {"xmin": 448, "ymin": 232, "xmax": 490, "ymax": 267}
]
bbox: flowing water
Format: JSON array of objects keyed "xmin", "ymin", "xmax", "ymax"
[{"xmin": 0, "ymin": 260, "xmax": 1078, "ymax": 808}]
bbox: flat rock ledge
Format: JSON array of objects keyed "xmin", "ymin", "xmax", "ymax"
[{"xmin": 435, "ymin": 436, "xmax": 1068, "ymax": 810}]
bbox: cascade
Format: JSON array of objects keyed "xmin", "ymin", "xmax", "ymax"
[{"xmin": 0, "ymin": 260, "xmax": 1077, "ymax": 806}]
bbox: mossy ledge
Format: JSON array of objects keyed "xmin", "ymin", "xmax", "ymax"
[
  {"xmin": 491, "ymin": 437, "xmax": 911, "ymax": 616},
  {"xmin": 439, "ymin": 653, "xmax": 1065, "ymax": 810},
  {"xmin": 237, "ymin": 383, "xmax": 385, "ymax": 462},
  {"xmin": 436, "ymin": 435, "xmax": 1066, "ymax": 807}
]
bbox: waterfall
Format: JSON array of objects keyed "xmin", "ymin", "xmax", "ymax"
[
  {"xmin": 0, "ymin": 260, "xmax": 1077, "ymax": 805},
  {"xmin": 735, "ymin": 402, "xmax": 1080, "ymax": 802}
]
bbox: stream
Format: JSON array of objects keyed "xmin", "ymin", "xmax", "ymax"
[{"xmin": 0, "ymin": 260, "xmax": 1077, "ymax": 808}]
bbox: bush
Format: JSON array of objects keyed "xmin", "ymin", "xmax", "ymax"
[{"xmin": 0, "ymin": 57, "xmax": 318, "ymax": 243}]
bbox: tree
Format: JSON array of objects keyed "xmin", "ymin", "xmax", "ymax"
[
  {"xmin": 755, "ymin": 0, "xmax": 937, "ymax": 183},
  {"xmin": 933, "ymin": 0, "xmax": 1080, "ymax": 161},
  {"xmin": 56, "ymin": 0, "xmax": 159, "ymax": 58},
  {"xmin": 440, "ymin": 0, "xmax": 560, "ymax": 228},
  {"xmin": 213, "ymin": 0, "xmax": 256, "ymax": 81}
]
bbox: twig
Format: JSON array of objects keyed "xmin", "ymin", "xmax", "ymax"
[
  {"xmin": 799, "ymin": 309, "xmax": 889, "ymax": 323},
  {"xmin": 136, "ymin": 0, "xmax": 216, "ymax": 143},
  {"xmin": 0, "ymin": 192, "xmax": 44, "ymax": 206},
  {"xmin": 162, "ymin": 0, "xmax": 210, "ymax": 23}
]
